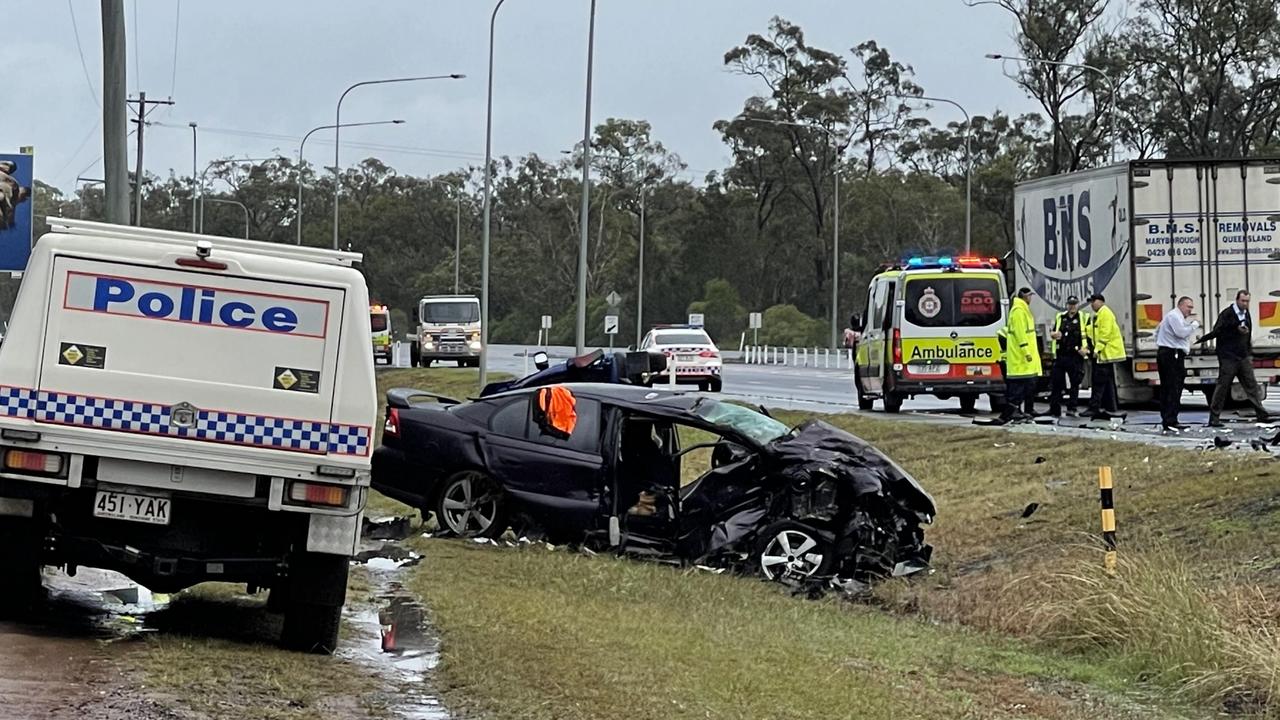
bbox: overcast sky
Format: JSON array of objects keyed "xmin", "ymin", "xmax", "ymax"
[{"xmin": 8, "ymin": 1, "xmax": 1042, "ymax": 194}]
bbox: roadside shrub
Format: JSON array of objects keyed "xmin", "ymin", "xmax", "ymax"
[{"xmin": 757, "ymin": 304, "xmax": 826, "ymax": 347}]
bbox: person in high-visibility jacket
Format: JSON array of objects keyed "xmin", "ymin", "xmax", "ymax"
[
  {"xmin": 999, "ymin": 287, "xmax": 1041, "ymax": 423},
  {"xmin": 1084, "ymin": 293, "xmax": 1126, "ymax": 417}
]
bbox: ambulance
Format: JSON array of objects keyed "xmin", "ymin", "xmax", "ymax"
[
  {"xmin": 853, "ymin": 255, "xmax": 1008, "ymax": 412},
  {"xmin": 370, "ymin": 303, "xmax": 393, "ymax": 365},
  {"xmin": 0, "ymin": 219, "xmax": 375, "ymax": 654}
]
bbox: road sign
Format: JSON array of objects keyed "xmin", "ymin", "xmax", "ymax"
[
  {"xmin": 540, "ymin": 315, "xmax": 552, "ymax": 329},
  {"xmin": 0, "ymin": 152, "xmax": 34, "ymax": 272},
  {"xmin": 688, "ymin": 313, "xmax": 705, "ymax": 328},
  {"xmin": 749, "ymin": 312, "xmax": 762, "ymax": 329},
  {"xmin": 604, "ymin": 315, "xmax": 619, "ymax": 335},
  {"xmin": 605, "ymin": 290, "xmax": 622, "ymax": 308}
]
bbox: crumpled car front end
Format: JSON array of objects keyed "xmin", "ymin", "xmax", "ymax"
[{"xmin": 683, "ymin": 418, "xmax": 934, "ymax": 588}]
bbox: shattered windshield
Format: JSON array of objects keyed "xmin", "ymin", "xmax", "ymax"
[{"xmin": 694, "ymin": 400, "xmax": 789, "ymax": 445}]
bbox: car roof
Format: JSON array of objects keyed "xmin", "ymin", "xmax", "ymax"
[{"xmin": 479, "ymin": 382, "xmax": 706, "ymax": 414}]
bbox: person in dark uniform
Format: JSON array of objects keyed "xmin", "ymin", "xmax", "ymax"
[
  {"xmin": 1198, "ymin": 290, "xmax": 1271, "ymax": 426},
  {"xmin": 1048, "ymin": 296, "xmax": 1087, "ymax": 417}
]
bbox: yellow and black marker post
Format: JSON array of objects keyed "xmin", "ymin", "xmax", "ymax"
[{"xmin": 1099, "ymin": 466, "xmax": 1117, "ymax": 574}]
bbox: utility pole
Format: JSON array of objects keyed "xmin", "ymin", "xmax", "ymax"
[
  {"xmin": 101, "ymin": 0, "xmax": 130, "ymax": 225},
  {"xmin": 127, "ymin": 92, "xmax": 175, "ymax": 226}
]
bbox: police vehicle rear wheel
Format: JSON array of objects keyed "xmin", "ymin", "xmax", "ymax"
[
  {"xmin": 0, "ymin": 529, "xmax": 43, "ymax": 617},
  {"xmin": 709, "ymin": 378, "xmax": 722, "ymax": 393},
  {"xmin": 280, "ymin": 553, "xmax": 348, "ymax": 654}
]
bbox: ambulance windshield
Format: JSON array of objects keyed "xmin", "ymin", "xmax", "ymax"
[
  {"xmin": 421, "ymin": 301, "xmax": 480, "ymax": 324},
  {"xmin": 904, "ymin": 276, "xmax": 1001, "ymax": 328},
  {"xmin": 370, "ymin": 313, "xmax": 389, "ymax": 332}
]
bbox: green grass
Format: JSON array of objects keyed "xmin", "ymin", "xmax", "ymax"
[{"xmin": 409, "ymin": 540, "xmax": 1186, "ymax": 720}]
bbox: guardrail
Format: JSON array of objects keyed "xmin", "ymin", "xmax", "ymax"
[{"xmin": 741, "ymin": 345, "xmax": 855, "ymax": 369}]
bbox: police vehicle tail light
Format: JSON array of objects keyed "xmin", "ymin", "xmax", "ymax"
[
  {"xmin": 4, "ymin": 449, "xmax": 65, "ymax": 476},
  {"xmin": 288, "ymin": 481, "xmax": 350, "ymax": 508},
  {"xmin": 698, "ymin": 350, "xmax": 719, "ymax": 358},
  {"xmin": 384, "ymin": 408, "xmax": 401, "ymax": 438}
]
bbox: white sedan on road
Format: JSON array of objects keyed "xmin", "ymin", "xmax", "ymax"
[{"xmin": 640, "ymin": 326, "xmax": 723, "ymax": 392}]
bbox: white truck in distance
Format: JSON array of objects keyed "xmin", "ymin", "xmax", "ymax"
[
  {"xmin": 409, "ymin": 294, "xmax": 482, "ymax": 367},
  {"xmin": 0, "ymin": 219, "xmax": 375, "ymax": 653},
  {"xmin": 1013, "ymin": 158, "xmax": 1280, "ymax": 403}
]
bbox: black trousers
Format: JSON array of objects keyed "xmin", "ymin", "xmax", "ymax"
[
  {"xmin": 1001, "ymin": 377, "xmax": 1033, "ymax": 420},
  {"xmin": 1088, "ymin": 362, "xmax": 1118, "ymax": 414},
  {"xmin": 1157, "ymin": 346, "xmax": 1186, "ymax": 427},
  {"xmin": 1209, "ymin": 355, "xmax": 1268, "ymax": 421},
  {"xmin": 1049, "ymin": 353, "xmax": 1085, "ymax": 414}
]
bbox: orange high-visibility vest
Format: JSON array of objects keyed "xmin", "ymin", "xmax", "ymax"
[{"xmin": 534, "ymin": 386, "xmax": 577, "ymax": 439}]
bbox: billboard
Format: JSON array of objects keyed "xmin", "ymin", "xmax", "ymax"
[{"xmin": 0, "ymin": 152, "xmax": 34, "ymax": 272}]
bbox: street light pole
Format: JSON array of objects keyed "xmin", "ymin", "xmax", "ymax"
[
  {"xmin": 203, "ymin": 197, "xmax": 250, "ymax": 238},
  {"xmin": 333, "ymin": 73, "xmax": 464, "ymax": 251},
  {"xmin": 480, "ymin": 0, "xmax": 511, "ymax": 389},
  {"xmin": 454, "ymin": 194, "xmax": 462, "ymax": 294},
  {"xmin": 575, "ymin": 0, "xmax": 599, "ymax": 356},
  {"xmin": 986, "ymin": 53, "xmax": 1117, "ymax": 163},
  {"xmin": 889, "ymin": 93, "xmax": 972, "ymax": 253},
  {"xmin": 636, "ymin": 186, "xmax": 646, "ymax": 348},
  {"xmin": 297, "ymin": 119, "xmax": 404, "ymax": 245},
  {"xmin": 189, "ymin": 122, "xmax": 198, "ymax": 232},
  {"xmin": 741, "ymin": 116, "xmax": 844, "ymax": 348}
]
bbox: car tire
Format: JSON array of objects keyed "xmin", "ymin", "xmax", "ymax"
[
  {"xmin": 697, "ymin": 381, "xmax": 709, "ymax": 392},
  {"xmin": 409, "ymin": 342, "xmax": 421, "ymax": 368},
  {"xmin": 709, "ymin": 378, "xmax": 722, "ymax": 393},
  {"xmin": 755, "ymin": 521, "xmax": 835, "ymax": 585},
  {"xmin": 883, "ymin": 391, "xmax": 903, "ymax": 413},
  {"xmin": 958, "ymin": 394, "xmax": 978, "ymax": 413},
  {"xmin": 456, "ymin": 360, "xmax": 467, "ymax": 368},
  {"xmin": 280, "ymin": 553, "xmax": 348, "ymax": 654},
  {"xmin": 435, "ymin": 471, "xmax": 507, "ymax": 539}
]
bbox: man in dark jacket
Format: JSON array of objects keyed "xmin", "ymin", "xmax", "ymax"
[
  {"xmin": 1197, "ymin": 290, "xmax": 1270, "ymax": 426},
  {"xmin": 1048, "ymin": 296, "xmax": 1087, "ymax": 417}
]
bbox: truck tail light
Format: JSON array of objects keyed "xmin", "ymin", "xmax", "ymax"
[
  {"xmin": 288, "ymin": 481, "xmax": 349, "ymax": 508},
  {"xmin": 892, "ymin": 329, "xmax": 902, "ymax": 364},
  {"xmin": 4, "ymin": 449, "xmax": 65, "ymax": 475},
  {"xmin": 1253, "ymin": 359, "xmax": 1280, "ymax": 369},
  {"xmin": 698, "ymin": 350, "xmax": 719, "ymax": 358},
  {"xmin": 1135, "ymin": 361, "xmax": 1157, "ymax": 372},
  {"xmin": 384, "ymin": 408, "xmax": 400, "ymax": 438}
]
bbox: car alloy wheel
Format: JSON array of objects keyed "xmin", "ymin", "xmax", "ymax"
[
  {"xmin": 438, "ymin": 472, "xmax": 504, "ymax": 538},
  {"xmin": 759, "ymin": 527, "xmax": 826, "ymax": 582}
]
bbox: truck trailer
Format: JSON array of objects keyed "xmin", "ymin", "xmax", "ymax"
[{"xmin": 1013, "ymin": 158, "xmax": 1280, "ymax": 404}]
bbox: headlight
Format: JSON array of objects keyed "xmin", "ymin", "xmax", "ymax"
[
  {"xmin": 470, "ymin": 332, "xmax": 481, "ymax": 342},
  {"xmin": 424, "ymin": 340, "xmax": 435, "ymax": 349}
]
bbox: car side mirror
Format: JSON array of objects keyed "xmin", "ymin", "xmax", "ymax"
[
  {"xmin": 608, "ymin": 515, "xmax": 621, "ymax": 546},
  {"xmin": 533, "ymin": 351, "xmax": 550, "ymax": 370}
]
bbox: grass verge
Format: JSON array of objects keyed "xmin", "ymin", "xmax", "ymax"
[{"xmin": 409, "ymin": 539, "xmax": 1184, "ymax": 720}]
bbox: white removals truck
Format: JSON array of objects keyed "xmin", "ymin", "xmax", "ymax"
[
  {"xmin": 1013, "ymin": 158, "xmax": 1280, "ymax": 404},
  {"xmin": 0, "ymin": 219, "xmax": 375, "ymax": 653}
]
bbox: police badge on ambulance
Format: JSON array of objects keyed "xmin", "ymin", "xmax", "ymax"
[{"xmin": 918, "ymin": 287, "xmax": 942, "ymax": 319}]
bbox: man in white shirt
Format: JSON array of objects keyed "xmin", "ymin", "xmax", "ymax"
[{"xmin": 1155, "ymin": 296, "xmax": 1199, "ymax": 431}]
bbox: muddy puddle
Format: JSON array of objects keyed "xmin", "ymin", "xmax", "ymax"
[{"xmin": 0, "ymin": 518, "xmax": 448, "ymax": 720}]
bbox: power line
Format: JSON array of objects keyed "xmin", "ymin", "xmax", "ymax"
[
  {"xmin": 66, "ymin": 0, "xmax": 100, "ymax": 107},
  {"xmin": 53, "ymin": 122, "xmax": 102, "ymax": 180},
  {"xmin": 168, "ymin": 0, "xmax": 181, "ymax": 97},
  {"xmin": 131, "ymin": 0, "xmax": 142, "ymax": 89},
  {"xmin": 148, "ymin": 121, "xmax": 486, "ymax": 161}
]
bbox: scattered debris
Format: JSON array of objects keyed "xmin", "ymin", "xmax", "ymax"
[
  {"xmin": 1033, "ymin": 456, "xmax": 1046, "ymax": 464},
  {"xmin": 362, "ymin": 515, "xmax": 414, "ymax": 541},
  {"xmin": 1021, "ymin": 502, "xmax": 1041, "ymax": 519},
  {"xmin": 1044, "ymin": 479, "xmax": 1069, "ymax": 490},
  {"xmin": 1214, "ymin": 436, "xmax": 1234, "ymax": 449},
  {"xmin": 994, "ymin": 442, "xmax": 1016, "ymax": 448}
]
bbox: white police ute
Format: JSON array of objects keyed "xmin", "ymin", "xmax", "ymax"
[{"xmin": 0, "ymin": 219, "xmax": 376, "ymax": 653}]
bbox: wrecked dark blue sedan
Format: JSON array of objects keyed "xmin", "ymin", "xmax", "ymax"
[{"xmin": 372, "ymin": 384, "xmax": 934, "ymax": 584}]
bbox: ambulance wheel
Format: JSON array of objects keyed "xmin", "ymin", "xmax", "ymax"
[
  {"xmin": 409, "ymin": 342, "xmax": 421, "ymax": 368},
  {"xmin": 883, "ymin": 392, "xmax": 903, "ymax": 414},
  {"xmin": 855, "ymin": 378, "xmax": 874, "ymax": 410},
  {"xmin": 280, "ymin": 553, "xmax": 348, "ymax": 655},
  {"xmin": 959, "ymin": 395, "xmax": 978, "ymax": 413}
]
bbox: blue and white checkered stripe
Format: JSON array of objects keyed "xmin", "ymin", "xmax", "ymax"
[{"xmin": 0, "ymin": 386, "xmax": 370, "ymax": 456}]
